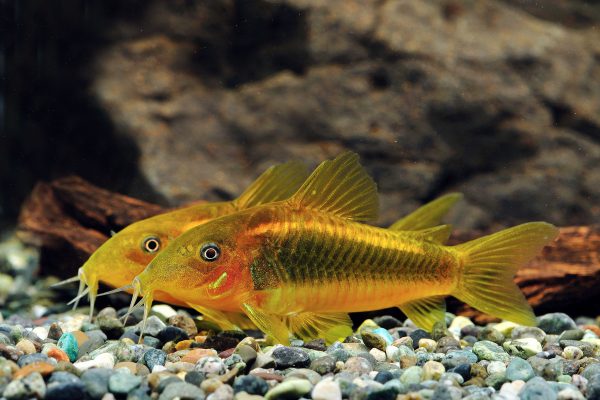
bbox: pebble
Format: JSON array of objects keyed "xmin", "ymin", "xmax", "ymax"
[
  {"xmin": 473, "ymin": 340, "xmax": 510, "ymax": 362},
  {"xmin": 361, "ymin": 331, "xmax": 388, "ymax": 351},
  {"xmin": 506, "ymin": 356, "xmax": 535, "ymax": 381},
  {"xmin": 422, "ymin": 360, "xmax": 445, "ymax": 380},
  {"xmin": 369, "ymin": 347, "xmax": 386, "ymax": 362},
  {"xmin": 504, "ymin": 338, "xmax": 543, "ymax": 358},
  {"xmin": 144, "ymin": 348, "xmax": 167, "ymax": 370},
  {"xmin": 81, "ymin": 368, "xmax": 114, "ymax": 399},
  {"xmin": 158, "ymin": 382, "xmax": 205, "ymax": 400},
  {"xmin": 108, "ymin": 371, "xmax": 143, "ymax": 395},
  {"xmin": 520, "ymin": 376, "xmax": 558, "ymax": 400},
  {"xmin": 312, "ymin": 377, "xmax": 342, "ymax": 400},
  {"xmin": 15, "ymin": 338, "xmax": 36, "ymax": 355},
  {"xmin": 233, "ymin": 374, "xmax": 269, "ymax": 395},
  {"xmin": 157, "ymin": 326, "xmax": 189, "ymax": 343},
  {"xmin": 57, "ymin": 332, "xmax": 79, "ymax": 362},
  {"xmin": 400, "ymin": 366, "xmax": 423, "ymax": 385},
  {"xmin": 3, "ymin": 371, "xmax": 46, "ymax": 399},
  {"xmin": 272, "ymin": 346, "xmax": 311, "ymax": 369},
  {"xmin": 538, "ymin": 313, "xmax": 577, "ymax": 334},
  {"xmin": 343, "ymin": 356, "xmax": 373, "ymax": 374},
  {"xmin": 563, "ymin": 346, "xmax": 584, "ymax": 360},
  {"xmin": 74, "ymin": 352, "xmax": 115, "ymax": 371},
  {"xmin": 409, "ymin": 329, "xmax": 431, "ymax": 349},
  {"xmin": 512, "ymin": 326, "xmax": 547, "ymax": 342},
  {"xmin": 264, "ymin": 378, "xmax": 312, "ymax": 400},
  {"xmin": 196, "ymin": 356, "xmax": 227, "ymax": 376}
]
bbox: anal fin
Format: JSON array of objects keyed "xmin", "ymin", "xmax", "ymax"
[
  {"xmin": 284, "ymin": 312, "xmax": 353, "ymax": 344},
  {"xmin": 399, "ymin": 296, "xmax": 446, "ymax": 332}
]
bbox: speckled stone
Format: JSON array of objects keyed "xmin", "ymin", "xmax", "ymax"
[
  {"xmin": 537, "ymin": 313, "xmax": 577, "ymax": 335},
  {"xmin": 57, "ymin": 333, "xmax": 79, "ymax": 362},
  {"xmin": 264, "ymin": 378, "xmax": 312, "ymax": 400},
  {"xmin": 506, "ymin": 357, "xmax": 535, "ymax": 381},
  {"xmin": 272, "ymin": 347, "xmax": 311, "ymax": 369},
  {"xmin": 473, "ymin": 340, "xmax": 510, "ymax": 362}
]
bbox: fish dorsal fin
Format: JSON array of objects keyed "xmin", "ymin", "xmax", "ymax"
[
  {"xmin": 233, "ymin": 161, "xmax": 309, "ymax": 210},
  {"xmin": 399, "ymin": 296, "xmax": 447, "ymax": 332},
  {"xmin": 389, "ymin": 193, "xmax": 463, "ymax": 231},
  {"xmin": 284, "ymin": 312, "xmax": 353, "ymax": 345},
  {"xmin": 288, "ymin": 152, "xmax": 378, "ymax": 222},
  {"xmin": 396, "ymin": 224, "xmax": 453, "ymax": 244}
]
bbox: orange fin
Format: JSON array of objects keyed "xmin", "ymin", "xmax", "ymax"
[
  {"xmin": 288, "ymin": 152, "xmax": 378, "ymax": 222},
  {"xmin": 389, "ymin": 193, "xmax": 462, "ymax": 231},
  {"xmin": 188, "ymin": 303, "xmax": 254, "ymax": 331},
  {"xmin": 453, "ymin": 222, "xmax": 559, "ymax": 326},
  {"xmin": 234, "ymin": 161, "xmax": 309, "ymax": 210},
  {"xmin": 241, "ymin": 303, "xmax": 291, "ymax": 344},
  {"xmin": 284, "ymin": 312, "xmax": 353, "ymax": 344},
  {"xmin": 399, "ymin": 296, "xmax": 446, "ymax": 331}
]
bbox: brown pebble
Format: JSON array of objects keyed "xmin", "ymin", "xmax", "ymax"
[
  {"xmin": 47, "ymin": 347, "xmax": 70, "ymax": 362},
  {"xmin": 0, "ymin": 344, "xmax": 22, "ymax": 362},
  {"xmin": 175, "ymin": 340, "xmax": 193, "ymax": 351},
  {"xmin": 168, "ymin": 315, "xmax": 198, "ymax": 337},
  {"xmin": 114, "ymin": 361, "xmax": 138, "ymax": 374},
  {"xmin": 251, "ymin": 372, "xmax": 284, "ymax": 382},
  {"xmin": 13, "ymin": 361, "xmax": 55, "ymax": 379},
  {"xmin": 71, "ymin": 331, "xmax": 90, "ymax": 347},
  {"xmin": 218, "ymin": 348, "xmax": 235, "ymax": 359},
  {"xmin": 47, "ymin": 323, "xmax": 64, "ymax": 341},
  {"xmin": 181, "ymin": 348, "xmax": 218, "ymax": 364}
]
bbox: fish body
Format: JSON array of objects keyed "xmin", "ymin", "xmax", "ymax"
[{"xmin": 135, "ymin": 153, "xmax": 558, "ymax": 343}]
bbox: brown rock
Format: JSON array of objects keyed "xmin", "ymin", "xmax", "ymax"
[{"xmin": 13, "ymin": 361, "xmax": 55, "ymax": 379}]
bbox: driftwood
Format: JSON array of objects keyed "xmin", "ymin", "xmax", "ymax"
[
  {"xmin": 17, "ymin": 176, "xmax": 600, "ymax": 318},
  {"xmin": 17, "ymin": 176, "xmax": 166, "ymax": 278}
]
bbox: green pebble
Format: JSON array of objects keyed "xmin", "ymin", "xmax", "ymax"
[
  {"xmin": 485, "ymin": 372, "xmax": 508, "ymax": 390},
  {"xmin": 400, "ymin": 366, "xmax": 423, "ymax": 385},
  {"xmin": 473, "ymin": 341, "xmax": 510, "ymax": 362},
  {"xmin": 108, "ymin": 372, "xmax": 142, "ymax": 395},
  {"xmin": 361, "ymin": 331, "xmax": 388, "ymax": 351},
  {"xmin": 506, "ymin": 357, "xmax": 535, "ymax": 381},
  {"xmin": 57, "ymin": 332, "xmax": 79, "ymax": 362}
]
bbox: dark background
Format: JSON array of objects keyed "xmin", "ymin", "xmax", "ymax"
[{"xmin": 2, "ymin": 0, "xmax": 600, "ymax": 231}]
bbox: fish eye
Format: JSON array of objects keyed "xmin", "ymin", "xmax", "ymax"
[
  {"xmin": 142, "ymin": 236, "xmax": 161, "ymax": 254},
  {"xmin": 200, "ymin": 242, "xmax": 220, "ymax": 262}
]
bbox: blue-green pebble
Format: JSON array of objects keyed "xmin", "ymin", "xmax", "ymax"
[
  {"xmin": 519, "ymin": 376, "xmax": 557, "ymax": 400},
  {"xmin": 506, "ymin": 357, "xmax": 535, "ymax": 381},
  {"xmin": 108, "ymin": 372, "xmax": 142, "ymax": 395},
  {"xmin": 57, "ymin": 332, "xmax": 79, "ymax": 362}
]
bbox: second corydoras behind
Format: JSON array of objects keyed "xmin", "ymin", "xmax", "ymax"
[{"xmin": 133, "ymin": 153, "xmax": 558, "ymax": 344}]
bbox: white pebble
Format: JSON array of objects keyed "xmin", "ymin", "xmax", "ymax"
[
  {"xmin": 499, "ymin": 382, "xmax": 520, "ymax": 400},
  {"xmin": 312, "ymin": 378, "xmax": 342, "ymax": 400},
  {"xmin": 32, "ymin": 327, "xmax": 48, "ymax": 340},
  {"xmin": 152, "ymin": 365, "xmax": 167, "ymax": 373},
  {"xmin": 557, "ymin": 388, "xmax": 585, "ymax": 400},
  {"xmin": 563, "ymin": 346, "xmax": 584, "ymax": 360},
  {"xmin": 418, "ymin": 339, "xmax": 437, "ymax": 352},
  {"xmin": 74, "ymin": 353, "xmax": 115, "ymax": 371},
  {"xmin": 385, "ymin": 345, "xmax": 399, "ymax": 361},
  {"xmin": 151, "ymin": 304, "xmax": 177, "ymax": 320},
  {"xmin": 369, "ymin": 348, "xmax": 386, "ymax": 362},
  {"xmin": 487, "ymin": 361, "xmax": 507, "ymax": 375}
]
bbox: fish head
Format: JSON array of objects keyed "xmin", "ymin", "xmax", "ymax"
[{"xmin": 136, "ymin": 212, "xmax": 256, "ymax": 306}]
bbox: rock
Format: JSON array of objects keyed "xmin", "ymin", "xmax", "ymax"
[
  {"xmin": 157, "ymin": 326, "xmax": 189, "ymax": 343},
  {"xmin": 409, "ymin": 329, "xmax": 431, "ymax": 349},
  {"xmin": 511, "ymin": 327, "xmax": 546, "ymax": 342},
  {"xmin": 233, "ymin": 375, "xmax": 268, "ymax": 395},
  {"xmin": 167, "ymin": 315, "xmax": 198, "ymax": 337},
  {"xmin": 13, "ymin": 361, "xmax": 55, "ymax": 379},
  {"xmin": 443, "ymin": 349, "xmax": 478, "ymax": 369},
  {"xmin": 159, "ymin": 382, "xmax": 205, "ymax": 400},
  {"xmin": 15, "ymin": 339, "xmax": 36, "ymax": 355},
  {"xmin": 506, "ymin": 357, "xmax": 535, "ymax": 381},
  {"xmin": 538, "ymin": 313, "xmax": 577, "ymax": 334},
  {"xmin": 361, "ymin": 331, "xmax": 388, "ymax": 351},
  {"xmin": 422, "ymin": 360, "xmax": 445, "ymax": 381},
  {"xmin": 343, "ymin": 356, "xmax": 373, "ymax": 375},
  {"xmin": 272, "ymin": 347, "xmax": 310, "ymax": 369},
  {"xmin": 45, "ymin": 372, "xmax": 86, "ymax": 400},
  {"xmin": 582, "ymin": 363, "xmax": 600, "ymax": 380},
  {"xmin": 520, "ymin": 376, "xmax": 558, "ymax": 400},
  {"xmin": 373, "ymin": 316, "xmax": 402, "ymax": 329},
  {"xmin": 557, "ymin": 388, "xmax": 585, "ymax": 400},
  {"xmin": 74, "ymin": 352, "xmax": 115, "ymax": 371},
  {"xmin": 207, "ymin": 384, "xmax": 233, "ymax": 400},
  {"xmin": 17, "ymin": 353, "xmax": 49, "ymax": 367},
  {"xmin": 435, "ymin": 336, "xmax": 460, "ymax": 354},
  {"xmin": 108, "ymin": 371, "xmax": 143, "ymax": 395},
  {"xmin": 400, "ymin": 366, "xmax": 423, "ymax": 385},
  {"xmin": 487, "ymin": 361, "xmax": 507, "ymax": 375},
  {"xmin": 97, "ymin": 316, "xmax": 125, "ymax": 339},
  {"xmin": 559, "ymin": 329, "xmax": 585, "ymax": 341},
  {"xmin": 369, "ymin": 348, "xmax": 386, "ymax": 362},
  {"xmin": 182, "ymin": 349, "xmax": 219, "ymax": 364},
  {"xmin": 47, "ymin": 323, "xmax": 64, "ymax": 341},
  {"xmin": 493, "ymin": 321, "xmax": 519, "ymax": 336},
  {"xmin": 563, "ymin": 346, "xmax": 584, "ymax": 360},
  {"xmin": 195, "ymin": 356, "xmax": 227, "ymax": 376},
  {"xmin": 310, "ymin": 355, "xmax": 336, "ymax": 375},
  {"xmin": 3, "ymin": 371, "xmax": 46, "ymax": 399},
  {"xmin": 504, "ymin": 338, "xmax": 543, "ymax": 358},
  {"xmin": 478, "ymin": 327, "xmax": 505, "ymax": 345},
  {"xmin": 473, "ymin": 340, "xmax": 510, "ymax": 362},
  {"xmin": 559, "ymin": 340, "xmax": 595, "ymax": 357},
  {"xmin": 144, "ymin": 348, "xmax": 167, "ymax": 370},
  {"xmin": 81, "ymin": 368, "xmax": 114, "ymax": 399},
  {"xmin": 312, "ymin": 378, "xmax": 342, "ymax": 400},
  {"xmin": 57, "ymin": 332, "xmax": 79, "ymax": 362},
  {"xmin": 264, "ymin": 378, "xmax": 312, "ymax": 400}
]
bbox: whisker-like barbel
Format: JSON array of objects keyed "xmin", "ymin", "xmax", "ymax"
[
  {"xmin": 96, "ymin": 284, "xmax": 134, "ymax": 298},
  {"xmin": 67, "ymin": 286, "xmax": 90, "ymax": 307},
  {"xmin": 50, "ymin": 275, "xmax": 80, "ymax": 287}
]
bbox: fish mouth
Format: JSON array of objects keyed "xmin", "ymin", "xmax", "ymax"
[{"xmin": 122, "ymin": 276, "xmax": 155, "ymax": 343}]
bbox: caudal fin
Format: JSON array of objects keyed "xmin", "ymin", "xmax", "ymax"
[{"xmin": 452, "ymin": 222, "xmax": 558, "ymax": 326}]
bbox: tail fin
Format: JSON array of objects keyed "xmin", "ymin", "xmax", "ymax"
[{"xmin": 452, "ymin": 222, "xmax": 558, "ymax": 326}]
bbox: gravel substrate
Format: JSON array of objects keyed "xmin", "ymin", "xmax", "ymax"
[{"xmin": 0, "ymin": 306, "xmax": 599, "ymax": 400}]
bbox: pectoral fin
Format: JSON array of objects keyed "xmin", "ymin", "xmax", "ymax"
[
  {"xmin": 284, "ymin": 312, "xmax": 353, "ymax": 344},
  {"xmin": 398, "ymin": 296, "xmax": 446, "ymax": 332},
  {"xmin": 188, "ymin": 303, "xmax": 254, "ymax": 331},
  {"xmin": 241, "ymin": 302, "xmax": 291, "ymax": 345}
]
